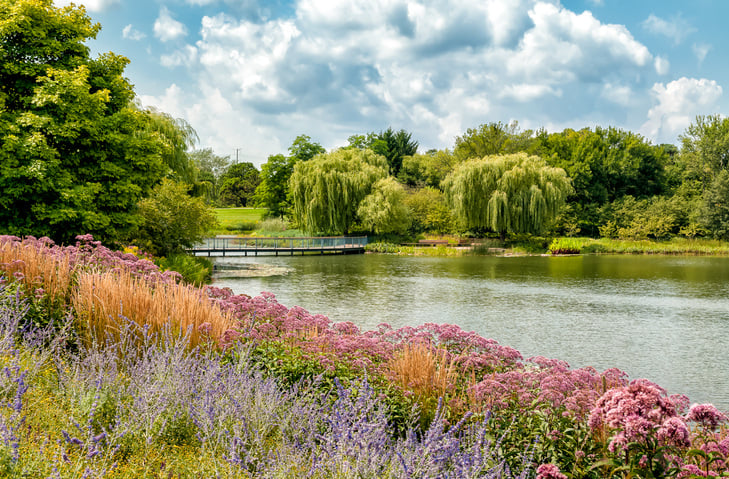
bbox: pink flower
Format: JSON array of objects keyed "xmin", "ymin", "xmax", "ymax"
[
  {"xmin": 536, "ymin": 463, "xmax": 567, "ymax": 479},
  {"xmin": 687, "ymin": 403, "xmax": 727, "ymax": 431}
]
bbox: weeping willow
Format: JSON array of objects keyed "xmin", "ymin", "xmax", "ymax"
[
  {"xmin": 443, "ymin": 153, "xmax": 572, "ymax": 238},
  {"xmin": 289, "ymin": 149, "xmax": 389, "ymax": 234},
  {"xmin": 144, "ymin": 107, "xmax": 199, "ymax": 184}
]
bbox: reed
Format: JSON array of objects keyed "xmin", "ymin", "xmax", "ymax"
[
  {"xmin": 387, "ymin": 342, "xmax": 458, "ymax": 400},
  {"xmin": 0, "ymin": 240, "xmax": 74, "ymax": 304},
  {"xmin": 72, "ymin": 270, "xmax": 235, "ymax": 348}
]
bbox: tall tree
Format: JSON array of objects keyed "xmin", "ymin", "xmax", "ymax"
[
  {"xmin": 288, "ymin": 134, "xmax": 325, "ymax": 162},
  {"xmin": 378, "ymin": 127, "xmax": 418, "ymax": 176},
  {"xmin": 252, "ymin": 154, "xmax": 295, "ymax": 218},
  {"xmin": 189, "ymin": 148, "xmax": 231, "ymax": 204},
  {"xmin": 289, "ymin": 149, "xmax": 388, "ymax": 234},
  {"xmin": 357, "ymin": 177, "xmax": 411, "ymax": 235},
  {"xmin": 679, "ymin": 115, "xmax": 729, "ymax": 191},
  {"xmin": 454, "ymin": 121, "xmax": 537, "ymax": 161},
  {"xmin": 443, "ymin": 153, "xmax": 572, "ymax": 239},
  {"xmin": 218, "ymin": 162, "xmax": 260, "ymax": 207},
  {"xmin": 146, "ymin": 108, "xmax": 199, "ymax": 184},
  {"xmin": 0, "ymin": 0, "xmax": 168, "ymax": 244}
]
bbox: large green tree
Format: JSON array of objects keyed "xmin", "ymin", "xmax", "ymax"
[
  {"xmin": 443, "ymin": 153, "xmax": 572, "ymax": 239},
  {"xmin": 454, "ymin": 121, "xmax": 538, "ymax": 161},
  {"xmin": 289, "ymin": 149, "xmax": 388, "ymax": 234},
  {"xmin": 189, "ymin": 148, "xmax": 231, "ymax": 204},
  {"xmin": 218, "ymin": 162, "xmax": 260, "ymax": 207},
  {"xmin": 0, "ymin": 0, "xmax": 168, "ymax": 244},
  {"xmin": 253, "ymin": 134, "xmax": 325, "ymax": 217},
  {"xmin": 357, "ymin": 177, "xmax": 411, "ymax": 235}
]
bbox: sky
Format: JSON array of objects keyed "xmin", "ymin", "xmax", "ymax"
[{"xmin": 54, "ymin": 0, "xmax": 729, "ymax": 167}]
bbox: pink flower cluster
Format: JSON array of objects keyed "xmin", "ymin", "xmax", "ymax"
[
  {"xmin": 536, "ymin": 463, "xmax": 567, "ymax": 479},
  {"xmin": 589, "ymin": 379, "xmax": 691, "ymax": 451}
]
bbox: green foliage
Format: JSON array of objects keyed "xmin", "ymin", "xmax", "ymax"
[
  {"xmin": 700, "ymin": 170, "xmax": 729, "ymax": 240},
  {"xmin": 134, "ymin": 179, "xmax": 218, "ymax": 257},
  {"xmin": 218, "ymin": 162, "xmax": 260, "ymax": 207},
  {"xmin": 357, "ymin": 178, "xmax": 411, "ymax": 235},
  {"xmin": 377, "ymin": 127, "xmax": 419, "ymax": 176},
  {"xmin": 443, "ymin": 153, "xmax": 572, "ymax": 239},
  {"xmin": 0, "ymin": 0, "xmax": 206, "ymax": 245},
  {"xmin": 145, "ymin": 108, "xmax": 199, "ymax": 184},
  {"xmin": 454, "ymin": 121, "xmax": 538, "ymax": 161},
  {"xmin": 598, "ymin": 195, "xmax": 690, "ymax": 240},
  {"xmin": 253, "ymin": 154, "xmax": 296, "ymax": 218},
  {"xmin": 289, "ymin": 149, "xmax": 388, "ymax": 235},
  {"xmin": 398, "ymin": 150, "xmax": 457, "ymax": 189},
  {"xmin": 679, "ymin": 115, "xmax": 729, "ymax": 189},
  {"xmin": 403, "ymin": 187, "xmax": 456, "ymax": 234},
  {"xmin": 156, "ymin": 253, "xmax": 213, "ymax": 286},
  {"xmin": 190, "ymin": 148, "xmax": 231, "ymax": 205},
  {"xmin": 288, "ymin": 134, "xmax": 325, "ymax": 162}
]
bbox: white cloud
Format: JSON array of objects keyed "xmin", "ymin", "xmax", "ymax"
[
  {"xmin": 161, "ymin": 46, "xmax": 199, "ymax": 68},
  {"xmin": 642, "ymin": 78, "xmax": 722, "ymax": 142},
  {"xmin": 601, "ymin": 83, "xmax": 633, "ymax": 106},
  {"xmin": 654, "ymin": 56, "xmax": 670, "ymax": 75},
  {"xmin": 148, "ymin": 0, "xmax": 665, "ymax": 156},
  {"xmin": 53, "ymin": 0, "xmax": 118, "ymax": 12},
  {"xmin": 154, "ymin": 7, "xmax": 188, "ymax": 42},
  {"xmin": 122, "ymin": 24, "xmax": 146, "ymax": 41},
  {"xmin": 505, "ymin": 3, "xmax": 651, "ymax": 85},
  {"xmin": 642, "ymin": 14, "xmax": 695, "ymax": 45},
  {"xmin": 587, "ymin": 0, "xmax": 603, "ymax": 5},
  {"xmin": 693, "ymin": 43, "xmax": 711, "ymax": 64}
]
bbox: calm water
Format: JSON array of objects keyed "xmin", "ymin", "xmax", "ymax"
[{"xmin": 213, "ymin": 254, "xmax": 729, "ymax": 409}]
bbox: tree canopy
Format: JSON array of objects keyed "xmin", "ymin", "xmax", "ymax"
[
  {"xmin": 289, "ymin": 149, "xmax": 388, "ymax": 234},
  {"xmin": 0, "ymin": 0, "xmax": 172, "ymax": 244},
  {"xmin": 218, "ymin": 162, "xmax": 260, "ymax": 207},
  {"xmin": 443, "ymin": 153, "xmax": 572, "ymax": 239},
  {"xmin": 357, "ymin": 177, "xmax": 411, "ymax": 235}
]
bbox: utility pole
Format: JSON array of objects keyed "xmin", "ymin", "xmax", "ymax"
[{"xmin": 234, "ymin": 148, "xmax": 241, "ymax": 163}]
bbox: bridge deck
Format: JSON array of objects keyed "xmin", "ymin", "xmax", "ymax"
[{"xmin": 188, "ymin": 236, "xmax": 368, "ymax": 256}]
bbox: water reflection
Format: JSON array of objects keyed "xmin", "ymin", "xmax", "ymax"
[{"xmin": 213, "ymin": 254, "xmax": 729, "ymax": 409}]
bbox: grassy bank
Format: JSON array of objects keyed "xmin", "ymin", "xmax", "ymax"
[
  {"xmin": 0, "ymin": 235, "xmax": 727, "ymax": 478},
  {"xmin": 367, "ymin": 236, "xmax": 729, "ymax": 257},
  {"xmin": 548, "ymin": 237, "xmax": 729, "ymax": 255}
]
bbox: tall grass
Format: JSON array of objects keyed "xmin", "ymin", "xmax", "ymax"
[
  {"xmin": 388, "ymin": 342, "xmax": 459, "ymax": 400},
  {"xmin": 72, "ymin": 270, "xmax": 234, "ymax": 348},
  {"xmin": 0, "ymin": 238, "xmax": 74, "ymax": 305}
]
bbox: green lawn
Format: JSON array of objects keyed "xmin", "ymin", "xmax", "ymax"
[{"xmin": 213, "ymin": 207, "xmax": 267, "ymax": 233}]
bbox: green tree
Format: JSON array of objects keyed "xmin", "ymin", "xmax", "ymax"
[
  {"xmin": 344, "ymin": 132, "xmax": 388, "ymax": 157},
  {"xmin": 218, "ymin": 162, "xmax": 260, "ymax": 207},
  {"xmin": 189, "ymin": 148, "xmax": 231, "ymax": 204},
  {"xmin": 398, "ymin": 149, "xmax": 457, "ymax": 189},
  {"xmin": 145, "ymin": 108, "xmax": 199, "ymax": 185},
  {"xmin": 403, "ymin": 187, "xmax": 455, "ymax": 234},
  {"xmin": 699, "ymin": 170, "xmax": 729, "ymax": 240},
  {"xmin": 378, "ymin": 127, "xmax": 418, "ymax": 176},
  {"xmin": 289, "ymin": 149, "xmax": 388, "ymax": 234},
  {"xmin": 357, "ymin": 177, "xmax": 411, "ymax": 234},
  {"xmin": 679, "ymin": 115, "xmax": 729, "ymax": 191},
  {"xmin": 253, "ymin": 154, "xmax": 295, "ymax": 218},
  {"xmin": 454, "ymin": 121, "xmax": 537, "ymax": 161},
  {"xmin": 443, "ymin": 153, "xmax": 572, "ymax": 239},
  {"xmin": 134, "ymin": 179, "xmax": 218, "ymax": 257},
  {"xmin": 288, "ymin": 134, "xmax": 325, "ymax": 162},
  {"xmin": 0, "ymin": 0, "xmax": 168, "ymax": 244}
]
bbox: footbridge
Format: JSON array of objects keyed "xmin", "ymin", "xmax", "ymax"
[{"xmin": 188, "ymin": 236, "xmax": 368, "ymax": 256}]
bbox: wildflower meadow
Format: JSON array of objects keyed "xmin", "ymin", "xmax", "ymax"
[{"xmin": 0, "ymin": 234, "xmax": 726, "ymax": 478}]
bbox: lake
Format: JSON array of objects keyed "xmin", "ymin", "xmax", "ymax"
[{"xmin": 212, "ymin": 253, "xmax": 729, "ymax": 409}]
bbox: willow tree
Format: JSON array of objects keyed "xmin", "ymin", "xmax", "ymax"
[
  {"xmin": 357, "ymin": 177, "xmax": 411, "ymax": 234},
  {"xmin": 289, "ymin": 149, "xmax": 388, "ymax": 234},
  {"xmin": 442, "ymin": 153, "xmax": 572, "ymax": 239}
]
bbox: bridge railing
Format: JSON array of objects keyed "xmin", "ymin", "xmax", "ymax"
[{"xmin": 190, "ymin": 236, "xmax": 368, "ymax": 252}]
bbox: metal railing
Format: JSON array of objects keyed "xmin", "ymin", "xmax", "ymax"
[{"xmin": 188, "ymin": 236, "xmax": 368, "ymax": 256}]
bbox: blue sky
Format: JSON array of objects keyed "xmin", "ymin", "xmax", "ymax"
[{"xmin": 55, "ymin": 0, "xmax": 729, "ymax": 167}]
